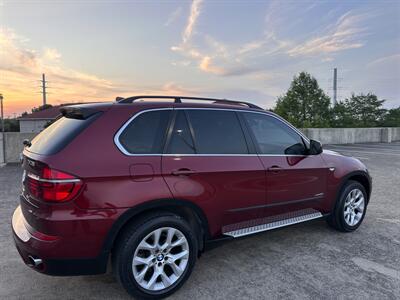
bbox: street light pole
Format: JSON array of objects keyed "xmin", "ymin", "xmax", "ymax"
[
  {"xmin": 0, "ymin": 94, "xmax": 3, "ymax": 131},
  {"xmin": 0, "ymin": 94, "xmax": 5, "ymax": 164}
]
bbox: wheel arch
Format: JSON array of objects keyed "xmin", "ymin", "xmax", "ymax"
[
  {"xmin": 336, "ymin": 170, "xmax": 372, "ymax": 206},
  {"xmin": 102, "ymin": 198, "xmax": 210, "ymax": 255}
]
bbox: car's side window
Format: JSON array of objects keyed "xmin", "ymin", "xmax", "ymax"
[
  {"xmin": 186, "ymin": 110, "xmax": 249, "ymax": 154},
  {"xmin": 118, "ymin": 110, "xmax": 171, "ymax": 154},
  {"xmin": 166, "ymin": 111, "xmax": 196, "ymax": 154},
  {"xmin": 242, "ymin": 112, "xmax": 306, "ymax": 155}
]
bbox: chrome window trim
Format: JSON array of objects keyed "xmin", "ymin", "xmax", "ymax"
[
  {"xmin": 161, "ymin": 154, "xmax": 307, "ymax": 157},
  {"xmin": 114, "ymin": 107, "xmax": 310, "ymax": 156},
  {"xmin": 113, "ymin": 108, "xmax": 173, "ymax": 156}
]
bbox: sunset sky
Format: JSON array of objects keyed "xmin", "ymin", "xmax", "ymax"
[{"xmin": 1, "ymin": 0, "xmax": 399, "ymax": 116}]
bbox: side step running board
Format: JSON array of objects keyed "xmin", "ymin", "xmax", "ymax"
[{"xmin": 223, "ymin": 209, "xmax": 323, "ymax": 238}]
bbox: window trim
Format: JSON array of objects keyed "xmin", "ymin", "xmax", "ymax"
[
  {"xmin": 114, "ymin": 108, "xmax": 173, "ymax": 156},
  {"xmin": 240, "ymin": 111, "xmax": 309, "ymax": 156},
  {"xmin": 114, "ymin": 107, "xmax": 309, "ymax": 156}
]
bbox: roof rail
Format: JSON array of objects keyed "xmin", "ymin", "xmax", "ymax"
[{"xmin": 118, "ymin": 95, "xmax": 263, "ymax": 110}]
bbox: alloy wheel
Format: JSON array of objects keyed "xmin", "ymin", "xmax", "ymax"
[
  {"xmin": 132, "ymin": 227, "xmax": 189, "ymax": 291},
  {"xmin": 343, "ymin": 188, "xmax": 365, "ymax": 226}
]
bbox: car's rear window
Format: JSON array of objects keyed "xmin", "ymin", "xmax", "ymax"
[{"xmin": 27, "ymin": 113, "xmax": 100, "ymax": 155}]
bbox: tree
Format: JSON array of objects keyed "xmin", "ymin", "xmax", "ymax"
[
  {"xmin": 0, "ymin": 118, "xmax": 20, "ymax": 132},
  {"xmin": 333, "ymin": 93, "xmax": 386, "ymax": 127},
  {"xmin": 331, "ymin": 102, "xmax": 349, "ymax": 127},
  {"xmin": 32, "ymin": 104, "xmax": 53, "ymax": 113},
  {"xmin": 381, "ymin": 107, "xmax": 400, "ymax": 127},
  {"xmin": 274, "ymin": 72, "xmax": 331, "ymax": 128}
]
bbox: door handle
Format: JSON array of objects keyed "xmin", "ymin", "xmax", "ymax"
[
  {"xmin": 267, "ymin": 166, "xmax": 283, "ymax": 173},
  {"xmin": 171, "ymin": 168, "xmax": 196, "ymax": 176}
]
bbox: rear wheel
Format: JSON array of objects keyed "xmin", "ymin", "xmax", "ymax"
[
  {"xmin": 113, "ymin": 213, "xmax": 197, "ymax": 299},
  {"xmin": 327, "ymin": 180, "xmax": 368, "ymax": 232}
]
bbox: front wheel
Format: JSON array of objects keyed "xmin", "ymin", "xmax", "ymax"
[
  {"xmin": 327, "ymin": 180, "xmax": 368, "ymax": 232},
  {"xmin": 113, "ymin": 213, "xmax": 198, "ymax": 299}
]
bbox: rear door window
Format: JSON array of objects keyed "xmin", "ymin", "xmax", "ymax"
[
  {"xmin": 186, "ymin": 110, "xmax": 249, "ymax": 154},
  {"xmin": 118, "ymin": 110, "xmax": 171, "ymax": 154},
  {"xmin": 242, "ymin": 112, "xmax": 306, "ymax": 155},
  {"xmin": 28, "ymin": 113, "xmax": 100, "ymax": 155},
  {"xmin": 166, "ymin": 111, "xmax": 195, "ymax": 154}
]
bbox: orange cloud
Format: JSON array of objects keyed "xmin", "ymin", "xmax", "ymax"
[
  {"xmin": 0, "ymin": 28, "xmax": 124, "ymax": 116},
  {"xmin": 199, "ymin": 56, "xmax": 226, "ymax": 75}
]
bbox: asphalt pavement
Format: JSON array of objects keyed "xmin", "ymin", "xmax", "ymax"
[{"xmin": 0, "ymin": 142, "xmax": 399, "ymax": 299}]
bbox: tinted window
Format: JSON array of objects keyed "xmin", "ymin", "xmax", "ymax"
[
  {"xmin": 119, "ymin": 110, "xmax": 171, "ymax": 154},
  {"xmin": 28, "ymin": 113, "xmax": 100, "ymax": 155},
  {"xmin": 166, "ymin": 111, "xmax": 195, "ymax": 154},
  {"xmin": 187, "ymin": 110, "xmax": 248, "ymax": 154},
  {"xmin": 243, "ymin": 113, "xmax": 306, "ymax": 155}
]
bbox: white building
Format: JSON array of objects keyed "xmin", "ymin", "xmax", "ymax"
[{"xmin": 18, "ymin": 106, "xmax": 61, "ymax": 133}]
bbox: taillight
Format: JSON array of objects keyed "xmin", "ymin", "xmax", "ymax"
[{"xmin": 26, "ymin": 166, "xmax": 83, "ymax": 203}]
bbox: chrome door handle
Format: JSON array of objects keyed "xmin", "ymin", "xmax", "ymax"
[
  {"xmin": 171, "ymin": 169, "xmax": 196, "ymax": 176},
  {"xmin": 267, "ymin": 166, "xmax": 283, "ymax": 173}
]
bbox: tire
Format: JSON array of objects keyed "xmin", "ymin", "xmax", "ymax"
[
  {"xmin": 112, "ymin": 213, "xmax": 198, "ymax": 299},
  {"xmin": 327, "ymin": 180, "xmax": 368, "ymax": 232}
]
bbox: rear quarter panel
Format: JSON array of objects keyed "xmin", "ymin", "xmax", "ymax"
[{"xmin": 43, "ymin": 104, "xmax": 174, "ymax": 210}]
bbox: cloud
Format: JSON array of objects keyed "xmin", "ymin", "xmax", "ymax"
[
  {"xmin": 322, "ymin": 57, "xmax": 334, "ymax": 62},
  {"xmin": 161, "ymin": 82, "xmax": 198, "ymax": 95},
  {"xmin": 287, "ymin": 11, "xmax": 368, "ymax": 57},
  {"xmin": 164, "ymin": 6, "xmax": 183, "ymax": 26},
  {"xmin": 0, "ymin": 28, "xmax": 224, "ymax": 115},
  {"xmin": 366, "ymin": 54, "xmax": 400, "ymax": 68},
  {"xmin": 42, "ymin": 48, "xmax": 62, "ymax": 61},
  {"xmin": 0, "ymin": 28, "xmax": 128, "ymax": 114},
  {"xmin": 238, "ymin": 40, "xmax": 265, "ymax": 55},
  {"xmin": 170, "ymin": 1, "xmax": 290, "ymax": 78},
  {"xmin": 171, "ymin": 60, "xmax": 191, "ymax": 67},
  {"xmin": 182, "ymin": 0, "xmax": 203, "ymax": 44},
  {"xmin": 199, "ymin": 56, "xmax": 225, "ymax": 75}
]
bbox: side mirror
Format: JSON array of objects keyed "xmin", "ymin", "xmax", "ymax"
[
  {"xmin": 284, "ymin": 143, "xmax": 307, "ymax": 155},
  {"xmin": 309, "ymin": 139, "xmax": 322, "ymax": 155}
]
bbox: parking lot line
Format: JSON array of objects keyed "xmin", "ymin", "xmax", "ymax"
[
  {"xmin": 350, "ymin": 156, "xmax": 370, "ymax": 160},
  {"xmin": 325, "ymin": 148, "xmax": 400, "ymax": 156},
  {"xmin": 327, "ymin": 145, "xmax": 400, "ymax": 152}
]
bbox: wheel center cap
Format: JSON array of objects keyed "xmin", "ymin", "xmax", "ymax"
[{"xmin": 156, "ymin": 254, "xmax": 164, "ymax": 262}]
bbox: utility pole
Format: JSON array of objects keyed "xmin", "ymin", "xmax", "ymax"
[
  {"xmin": 40, "ymin": 73, "xmax": 47, "ymax": 106},
  {"xmin": 333, "ymin": 68, "xmax": 337, "ymax": 105}
]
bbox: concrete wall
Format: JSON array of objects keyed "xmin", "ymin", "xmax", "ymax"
[
  {"xmin": 19, "ymin": 120, "xmax": 50, "ymax": 133},
  {"xmin": 389, "ymin": 127, "xmax": 400, "ymax": 142},
  {"xmin": 1, "ymin": 128, "xmax": 399, "ymax": 163},
  {"xmin": 302, "ymin": 127, "xmax": 400, "ymax": 144},
  {"xmin": 1, "ymin": 132, "xmax": 37, "ymax": 164}
]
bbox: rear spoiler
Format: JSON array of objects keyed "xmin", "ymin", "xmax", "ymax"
[{"xmin": 60, "ymin": 106, "xmax": 99, "ymax": 120}]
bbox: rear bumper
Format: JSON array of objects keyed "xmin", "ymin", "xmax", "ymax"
[{"xmin": 12, "ymin": 205, "xmax": 108, "ymax": 276}]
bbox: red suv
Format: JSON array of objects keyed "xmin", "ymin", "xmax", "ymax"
[{"xmin": 12, "ymin": 96, "xmax": 371, "ymax": 299}]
